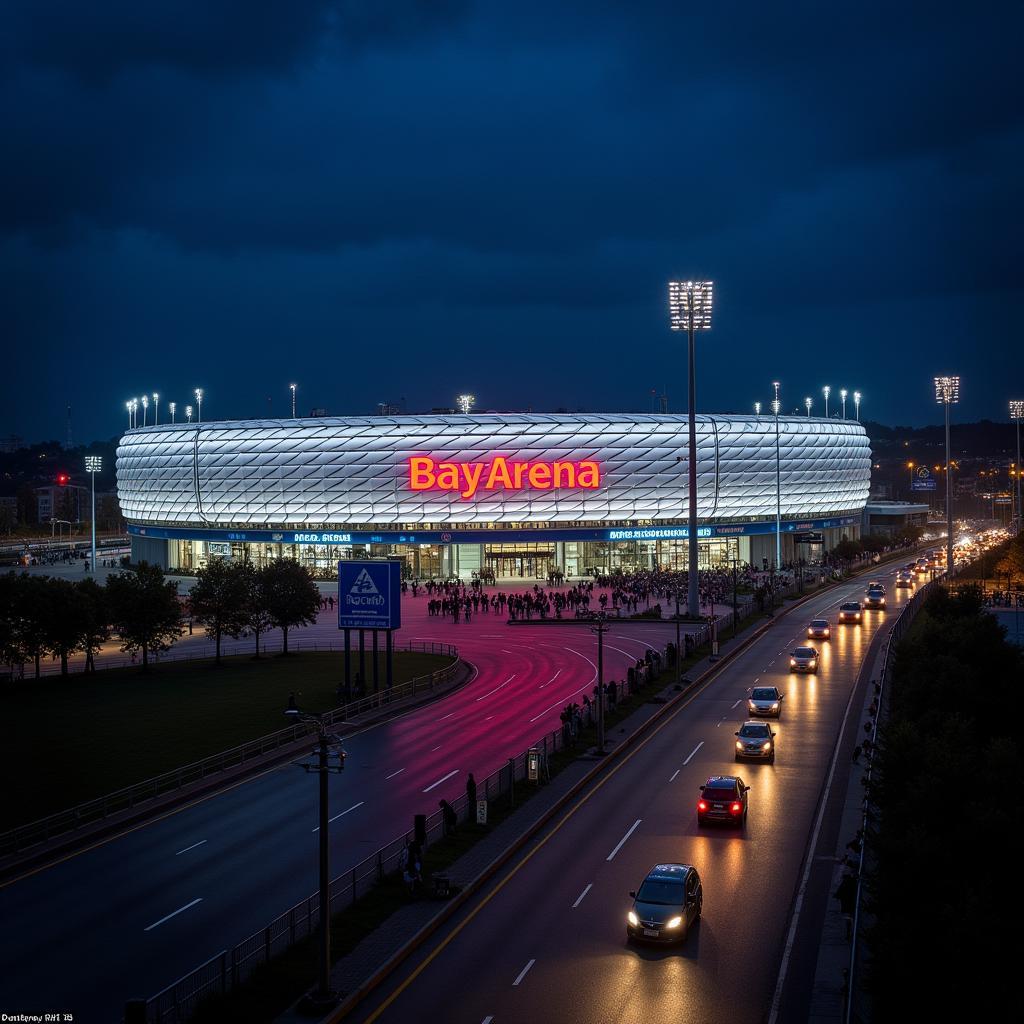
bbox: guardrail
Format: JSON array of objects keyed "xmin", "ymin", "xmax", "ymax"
[
  {"xmin": 0, "ymin": 642, "xmax": 459, "ymax": 859},
  {"xmin": 135, "ymin": 640, "xmax": 676, "ymax": 1024}
]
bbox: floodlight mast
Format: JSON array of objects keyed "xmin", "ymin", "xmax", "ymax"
[
  {"xmin": 1011, "ymin": 400, "xmax": 1024, "ymax": 534},
  {"xmin": 669, "ymin": 280, "xmax": 713, "ymax": 619},
  {"xmin": 935, "ymin": 376, "xmax": 960, "ymax": 573},
  {"xmin": 456, "ymin": 394, "xmax": 476, "ymax": 415}
]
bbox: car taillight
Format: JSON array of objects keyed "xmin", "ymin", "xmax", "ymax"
[
  {"xmin": 698, "ymin": 801, "xmax": 707, "ymax": 811},
  {"xmin": 730, "ymin": 802, "xmax": 741, "ymax": 813}
]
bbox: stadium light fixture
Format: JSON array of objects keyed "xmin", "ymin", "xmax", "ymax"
[
  {"xmin": 840, "ymin": 388, "xmax": 848, "ymax": 419},
  {"xmin": 669, "ymin": 280, "xmax": 713, "ymax": 619},
  {"xmin": 805, "ymin": 397, "xmax": 812, "ymax": 416},
  {"xmin": 934, "ymin": 375, "xmax": 960, "ymax": 572},
  {"xmin": 194, "ymin": 388, "xmax": 203, "ymax": 423},
  {"xmin": 456, "ymin": 394, "xmax": 476, "ymax": 415},
  {"xmin": 1011, "ymin": 400, "xmax": 1024, "ymax": 534},
  {"xmin": 854, "ymin": 391, "xmax": 861, "ymax": 421},
  {"xmin": 140, "ymin": 394, "xmax": 148, "ymax": 427},
  {"xmin": 822, "ymin": 385, "xmax": 831, "ymax": 418},
  {"xmin": 185, "ymin": 405, "xmax": 193, "ymax": 423},
  {"xmin": 169, "ymin": 401, "xmax": 176, "ymax": 423},
  {"xmin": 153, "ymin": 393, "xmax": 160, "ymax": 425},
  {"xmin": 290, "ymin": 383, "xmax": 297, "ymax": 418}
]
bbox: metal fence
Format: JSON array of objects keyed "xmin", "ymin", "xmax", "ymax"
[
  {"xmin": 137, "ymin": 637, "xmax": 679, "ymax": 1024},
  {"xmin": 0, "ymin": 643, "xmax": 459, "ymax": 859}
]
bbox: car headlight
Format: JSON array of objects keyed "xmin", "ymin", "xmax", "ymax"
[
  {"xmin": 628, "ymin": 911, "xmax": 639, "ymax": 926},
  {"xmin": 736, "ymin": 740, "xmax": 743, "ymax": 750},
  {"xmin": 771, "ymin": 702, "xmax": 779, "ymax": 710},
  {"xmin": 790, "ymin": 659, "xmax": 797, "ymax": 666},
  {"xmin": 809, "ymin": 659, "xmax": 816, "ymax": 666},
  {"xmin": 762, "ymin": 741, "xmax": 772, "ymax": 750},
  {"xmin": 666, "ymin": 916, "xmax": 683, "ymax": 929}
]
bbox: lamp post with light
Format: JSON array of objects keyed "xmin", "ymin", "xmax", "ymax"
[
  {"xmin": 772, "ymin": 383, "xmax": 782, "ymax": 571},
  {"xmin": 805, "ymin": 397, "xmax": 812, "ymax": 416},
  {"xmin": 669, "ymin": 280, "xmax": 713, "ymax": 619},
  {"xmin": 1011, "ymin": 401, "xmax": 1024, "ymax": 534},
  {"xmin": 194, "ymin": 389, "xmax": 203, "ymax": 423},
  {"xmin": 290, "ymin": 384, "xmax": 297, "ymax": 417},
  {"xmin": 935, "ymin": 376, "xmax": 960, "ymax": 574},
  {"xmin": 854, "ymin": 391, "xmax": 861, "ymax": 421},
  {"xmin": 823, "ymin": 386, "xmax": 831, "ymax": 418},
  {"xmin": 85, "ymin": 456, "xmax": 102, "ymax": 572}
]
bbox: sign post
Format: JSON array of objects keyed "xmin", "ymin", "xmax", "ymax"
[{"xmin": 339, "ymin": 561, "xmax": 401, "ymax": 697}]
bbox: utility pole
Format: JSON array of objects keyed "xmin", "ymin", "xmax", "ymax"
[{"xmin": 591, "ymin": 612, "xmax": 608, "ymax": 754}]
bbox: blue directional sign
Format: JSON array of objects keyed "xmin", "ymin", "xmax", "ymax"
[
  {"xmin": 911, "ymin": 466, "xmax": 937, "ymax": 492},
  {"xmin": 338, "ymin": 560, "xmax": 401, "ymax": 630}
]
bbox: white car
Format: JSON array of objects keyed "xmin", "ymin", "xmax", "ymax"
[{"xmin": 789, "ymin": 646, "xmax": 819, "ymax": 673}]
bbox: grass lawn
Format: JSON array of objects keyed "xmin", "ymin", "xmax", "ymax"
[{"xmin": 1, "ymin": 650, "xmax": 450, "ymax": 829}]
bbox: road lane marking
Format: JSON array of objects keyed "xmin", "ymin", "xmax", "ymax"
[
  {"xmin": 669, "ymin": 769, "xmax": 681, "ymax": 782},
  {"xmin": 606, "ymin": 819, "xmax": 642, "ymax": 861},
  {"xmin": 431, "ymin": 744, "xmax": 442, "ymax": 752},
  {"xmin": 501, "ymin": 649, "xmax": 515, "ymax": 655},
  {"xmin": 572, "ymin": 883, "xmax": 593, "ymax": 908},
  {"xmin": 512, "ymin": 959, "xmax": 536, "ymax": 986},
  {"xmin": 174, "ymin": 840, "xmax": 207, "ymax": 856},
  {"xmin": 485, "ymin": 715, "xmax": 494, "ymax": 721},
  {"xmin": 538, "ymin": 669, "xmax": 562, "ymax": 689},
  {"xmin": 475, "ymin": 673, "xmax": 517, "ymax": 702},
  {"xmin": 683, "ymin": 741, "xmax": 704, "ymax": 765},
  {"xmin": 731, "ymin": 699, "xmax": 742, "ymax": 708},
  {"xmin": 312, "ymin": 801, "xmax": 365, "ymax": 831},
  {"xmin": 385, "ymin": 769, "xmax": 404, "ymax": 780},
  {"xmin": 753, "ymin": 676, "xmax": 760, "ymax": 683},
  {"xmin": 423, "ymin": 770, "xmax": 459, "ymax": 793},
  {"xmin": 144, "ymin": 898, "xmax": 202, "ymax": 931},
  {"xmin": 482, "ymin": 1017, "xmax": 494, "ymax": 1024},
  {"xmin": 436, "ymin": 712, "xmax": 455, "ymax": 721}
]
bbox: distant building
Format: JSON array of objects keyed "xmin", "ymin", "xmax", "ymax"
[
  {"xmin": 35, "ymin": 484, "xmax": 87, "ymax": 525},
  {"xmin": 0, "ymin": 495, "xmax": 18, "ymax": 525},
  {"xmin": 0, "ymin": 434, "xmax": 25, "ymax": 453},
  {"xmin": 862, "ymin": 500, "xmax": 930, "ymax": 538}
]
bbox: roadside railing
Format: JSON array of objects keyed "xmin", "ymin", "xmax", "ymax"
[
  {"xmin": 0, "ymin": 643, "xmax": 459, "ymax": 859},
  {"xmin": 135, "ymin": 639, "xmax": 678, "ymax": 1024}
]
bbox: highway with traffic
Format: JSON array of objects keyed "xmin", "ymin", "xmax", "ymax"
[
  {"xmin": 0, "ymin": 594, "xmax": 681, "ymax": 1021},
  {"xmin": 349, "ymin": 570, "xmax": 915, "ymax": 1024}
]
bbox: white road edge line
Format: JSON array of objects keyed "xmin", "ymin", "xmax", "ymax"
[
  {"xmin": 312, "ymin": 801, "xmax": 365, "ymax": 831},
  {"xmin": 538, "ymin": 669, "xmax": 563, "ymax": 689},
  {"xmin": 572, "ymin": 883, "xmax": 593, "ymax": 908},
  {"xmin": 683, "ymin": 741, "xmax": 704, "ymax": 765},
  {"xmin": 606, "ymin": 819, "xmax": 642, "ymax": 862},
  {"xmin": 731, "ymin": 698, "xmax": 742, "ymax": 709},
  {"xmin": 481, "ymin": 1017, "xmax": 494, "ymax": 1024},
  {"xmin": 475, "ymin": 673, "xmax": 517, "ymax": 702},
  {"xmin": 767, "ymin": 635, "xmax": 867, "ymax": 1024},
  {"xmin": 436, "ymin": 712, "xmax": 455, "ymax": 722},
  {"xmin": 174, "ymin": 840, "xmax": 207, "ymax": 856},
  {"xmin": 144, "ymin": 898, "xmax": 202, "ymax": 932},
  {"xmin": 423, "ymin": 769, "xmax": 459, "ymax": 793},
  {"xmin": 668, "ymin": 769, "xmax": 681, "ymax": 782},
  {"xmin": 512, "ymin": 958, "xmax": 536, "ymax": 986},
  {"xmin": 385, "ymin": 768, "xmax": 404, "ymax": 780}
]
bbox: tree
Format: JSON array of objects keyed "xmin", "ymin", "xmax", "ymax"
[
  {"xmin": 995, "ymin": 535, "xmax": 1024, "ymax": 588},
  {"xmin": 40, "ymin": 577, "xmax": 87, "ymax": 676},
  {"xmin": 240, "ymin": 562, "xmax": 274, "ymax": 657},
  {"xmin": 106, "ymin": 561, "xmax": 183, "ymax": 671},
  {"xmin": 259, "ymin": 558, "xmax": 320, "ymax": 655},
  {"xmin": 0, "ymin": 572, "xmax": 30, "ymax": 677},
  {"xmin": 832, "ymin": 538, "xmax": 863, "ymax": 564},
  {"xmin": 76, "ymin": 577, "xmax": 110, "ymax": 673},
  {"xmin": 860, "ymin": 533, "xmax": 888, "ymax": 555},
  {"xmin": 188, "ymin": 558, "xmax": 251, "ymax": 665},
  {"xmin": 15, "ymin": 574, "xmax": 52, "ymax": 679}
]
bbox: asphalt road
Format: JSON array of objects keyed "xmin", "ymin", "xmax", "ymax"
[
  {"xmin": 348, "ymin": 574, "xmax": 913, "ymax": 1024},
  {"xmin": 0, "ymin": 595, "xmax": 683, "ymax": 1021}
]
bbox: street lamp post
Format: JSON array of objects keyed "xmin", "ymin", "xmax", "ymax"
[
  {"xmin": 194, "ymin": 388, "xmax": 203, "ymax": 423},
  {"xmin": 754, "ymin": 401, "xmax": 761, "ymax": 416},
  {"xmin": 669, "ymin": 280, "xmax": 713, "ymax": 619},
  {"xmin": 772, "ymin": 384, "xmax": 782, "ymax": 571},
  {"xmin": 1010, "ymin": 401, "xmax": 1024, "ymax": 534},
  {"xmin": 290, "ymin": 383, "xmax": 297, "ymax": 418},
  {"xmin": 169, "ymin": 402, "xmax": 176, "ymax": 424},
  {"xmin": 153, "ymin": 393, "xmax": 160, "ymax": 425},
  {"xmin": 805, "ymin": 397, "xmax": 812, "ymax": 416},
  {"xmin": 590, "ymin": 612, "xmax": 609, "ymax": 754},
  {"xmin": 185, "ymin": 405, "xmax": 193, "ymax": 423},
  {"xmin": 140, "ymin": 395, "xmax": 148, "ymax": 427},
  {"xmin": 85, "ymin": 456, "xmax": 102, "ymax": 572},
  {"xmin": 823, "ymin": 386, "xmax": 831, "ymax": 419},
  {"xmin": 854, "ymin": 391, "xmax": 861, "ymax": 421},
  {"xmin": 840, "ymin": 388, "xmax": 848, "ymax": 419},
  {"xmin": 935, "ymin": 376, "xmax": 960, "ymax": 574}
]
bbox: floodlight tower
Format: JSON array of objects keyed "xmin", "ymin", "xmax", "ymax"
[
  {"xmin": 935, "ymin": 376, "xmax": 960, "ymax": 573},
  {"xmin": 85, "ymin": 456, "xmax": 102, "ymax": 572},
  {"xmin": 823, "ymin": 385, "xmax": 831, "ymax": 418},
  {"xmin": 456, "ymin": 394, "xmax": 476, "ymax": 415},
  {"xmin": 840, "ymin": 388, "xmax": 848, "ymax": 419},
  {"xmin": 669, "ymin": 280, "xmax": 713, "ymax": 619},
  {"xmin": 194, "ymin": 389, "xmax": 203, "ymax": 423},
  {"xmin": 140, "ymin": 394, "xmax": 148, "ymax": 427},
  {"xmin": 854, "ymin": 391, "xmax": 862, "ymax": 421},
  {"xmin": 185, "ymin": 405, "xmax": 193, "ymax": 423},
  {"xmin": 1011, "ymin": 400, "xmax": 1024, "ymax": 534},
  {"xmin": 126, "ymin": 401, "xmax": 133, "ymax": 430},
  {"xmin": 754, "ymin": 402, "xmax": 762, "ymax": 416},
  {"xmin": 153, "ymin": 393, "xmax": 160, "ymax": 425},
  {"xmin": 169, "ymin": 401, "xmax": 176, "ymax": 423},
  {"xmin": 290, "ymin": 383, "xmax": 297, "ymax": 417},
  {"xmin": 805, "ymin": 397, "xmax": 812, "ymax": 416},
  {"xmin": 772, "ymin": 383, "xmax": 782, "ymax": 570}
]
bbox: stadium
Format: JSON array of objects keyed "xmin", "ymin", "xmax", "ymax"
[{"xmin": 116, "ymin": 413, "xmax": 871, "ymax": 579}]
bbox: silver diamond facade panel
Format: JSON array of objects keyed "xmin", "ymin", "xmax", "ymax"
[{"xmin": 116, "ymin": 414, "xmax": 871, "ymax": 526}]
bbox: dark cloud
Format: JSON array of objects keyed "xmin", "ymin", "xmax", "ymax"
[{"xmin": 2, "ymin": 1, "xmax": 1022, "ymax": 442}]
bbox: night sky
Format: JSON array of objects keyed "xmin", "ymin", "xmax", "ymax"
[{"xmin": 4, "ymin": 1, "xmax": 1021, "ymax": 444}]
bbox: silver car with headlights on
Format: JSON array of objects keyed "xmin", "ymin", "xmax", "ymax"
[
  {"xmin": 748, "ymin": 685, "xmax": 784, "ymax": 717},
  {"xmin": 789, "ymin": 646, "xmax": 819, "ymax": 673}
]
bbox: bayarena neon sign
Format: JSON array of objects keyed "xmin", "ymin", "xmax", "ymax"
[{"xmin": 408, "ymin": 456, "xmax": 601, "ymax": 500}]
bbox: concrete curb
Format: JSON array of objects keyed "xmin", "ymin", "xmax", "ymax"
[
  {"xmin": 316, "ymin": 582, "xmax": 837, "ymax": 1022},
  {"xmin": 0, "ymin": 660, "xmax": 476, "ymax": 883}
]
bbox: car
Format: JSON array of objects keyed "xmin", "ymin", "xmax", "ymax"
[
  {"xmin": 698, "ymin": 775, "xmax": 750, "ymax": 824},
  {"xmin": 895, "ymin": 573, "xmax": 913, "ymax": 588},
  {"xmin": 734, "ymin": 721, "xmax": 776, "ymax": 762},
  {"xmin": 807, "ymin": 618, "xmax": 831, "ymax": 640},
  {"xmin": 838, "ymin": 602, "xmax": 862, "ymax": 623},
  {"xmin": 865, "ymin": 585, "xmax": 886, "ymax": 609},
  {"xmin": 626, "ymin": 863, "xmax": 703, "ymax": 943},
  {"xmin": 789, "ymin": 646, "xmax": 819, "ymax": 673},
  {"xmin": 748, "ymin": 685, "xmax": 784, "ymax": 717}
]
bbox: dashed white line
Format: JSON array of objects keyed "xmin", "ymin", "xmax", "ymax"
[
  {"xmin": 436, "ymin": 712, "xmax": 455, "ymax": 722},
  {"xmin": 485, "ymin": 715, "xmax": 494, "ymax": 721},
  {"xmin": 385, "ymin": 768, "xmax": 404, "ymax": 780},
  {"xmin": 312, "ymin": 801, "xmax": 365, "ymax": 831},
  {"xmin": 731, "ymin": 699, "xmax": 742, "ymax": 709},
  {"xmin": 431, "ymin": 744, "xmax": 442, "ymax": 752},
  {"xmin": 512, "ymin": 959, "xmax": 536, "ymax": 986},
  {"xmin": 501, "ymin": 649, "xmax": 515, "ymax": 655},
  {"xmin": 423, "ymin": 769, "xmax": 459, "ymax": 793},
  {"xmin": 538, "ymin": 669, "xmax": 562, "ymax": 689},
  {"xmin": 606, "ymin": 819, "xmax": 642, "ymax": 861},
  {"xmin": 683, "ymin": 741, "xmax": 704, "ymax": 765},
  {"xmin": 669, "ymin": 769, "xmax": 681, "ymax": 782},
  {"xmin": 481, "ymin": 1017, "xmax": 494, "ymax": 1024},
  {"xmin": 144, "ymin": 898, "xmax": 203, "ymax": 932},
  {"xmin": 572, "ymin": 883, "xmax": 593, "ymax": 908},
  {"xmin": 174, "ymin": 840, "xmax": 207, "ymax": 856},
  {"xmin": 475, "ymin": 673, "xmax": 517, "ymax": 702}
]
